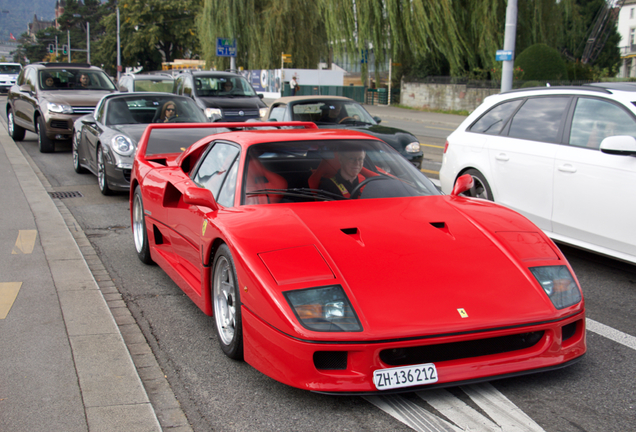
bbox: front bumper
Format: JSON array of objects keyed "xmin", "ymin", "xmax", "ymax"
[{"xmin": 243, "ymin": 307, "xmax": 586, "ymax": 393}]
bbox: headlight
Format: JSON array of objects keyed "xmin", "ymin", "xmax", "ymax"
[
  {"xmin": 47, "ymin": 102, "xmax": 73, "ymax": 114},
  {"xmin": 205, "ymin": 108, "xmax": 222, "ymax": 120},
  {"xmin": 111, "ymin": 135, "xmax": 135, "ymax": 156},
  {"xmin": 405, "ymin": 142, "xmax": 421, "ymax": 153},
  {"xmin": 530, "ymin": 266, "xmax": 582, "ymax": 309},
  {"xmin": 284, "ymin": 285, "xmax": 362, "ymax": 332},
  {"xmin": 259, "ymin": 107, "xmax": 268, "ymax": 118}
]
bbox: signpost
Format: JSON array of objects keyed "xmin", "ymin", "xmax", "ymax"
[
  {"xmin": 217, "ymin": 38, "xmax": 237, "ymax": 70},
  {"xmin": 281, "ymin": 53, "xmax": 291, "ymax": 70},
  {"xmin": 496, "ymin": 50, "xmax": 514, "ymax": 61}
]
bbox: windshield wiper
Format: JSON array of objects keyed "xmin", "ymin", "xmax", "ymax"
[{"xmin": 245, "ymin": 188, "xmax": 344, "ymax": 201}]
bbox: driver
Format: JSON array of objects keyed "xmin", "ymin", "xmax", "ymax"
[
  {"xmin": 319, "ymin": 103, "xmax": 345, "ymax": 123},
  {"xmin": 158, "ymin": 101, "xmax": 177, "ymax": 122},
  {"xmin": 319, "ymin": 147, "xmax": 366, "ymax": 198}
]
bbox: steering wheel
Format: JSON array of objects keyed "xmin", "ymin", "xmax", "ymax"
[
  {"xmin": 166, "ymin": 116, "xmax": 180, "ymax": 123},
  {"xmin": 349, "ymin": 176, "xmax": 392, "ymax": 199},
  {"xmin": 338, "ymin": 116, "xmax": 354, "ymax": 124}
]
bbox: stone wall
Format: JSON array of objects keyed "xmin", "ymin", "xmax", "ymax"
[{"xmin": 400, "ymin": 81, "xmax": 500, "ymax": 112}]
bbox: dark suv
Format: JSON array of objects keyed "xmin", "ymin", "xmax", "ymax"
[
  {"xmin": 6, "ymin": 62, "xmax": 117, "ymax": 152},
  {"xmin": 174, "ymin": 70, "xmax": 267, "ymax": 121}
]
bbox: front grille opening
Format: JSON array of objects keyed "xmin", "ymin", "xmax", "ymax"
[
  {"xmin": 380, "ymin": 331, "xmax": 545, "ymax": 366},
  {"xmin": 562, "ymin": 322, "xmax": 577, "ymax": 342},
  {"xmin": 49, "ymin": 191, "xmax": 83, "ymax": 199},
  {"xmin": 123, "ymin": 169, "xmax": 131, "ymax": 182},
  {"xmin": 50, "ymin": 120, "xmax": 69, "ymax": 129},
  {"xmin": 314, "ymin": 351, "xmax": 348, "ymax": 370}
]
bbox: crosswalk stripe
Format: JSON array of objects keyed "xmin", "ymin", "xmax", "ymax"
[
  {"xmin": 365, "ymin": 395, "xmax": 461, "ymax": 432},
  {"xmin": 586, "ymin": 318, "xmax": 636, "ymax": 351},
  {"xmin": 0, "ymin": 282, "xmax": 22, "ymax": 319},
  {"xmin": 12, "ymin": 230, "xmax": 37, "ymax": 254},
  {"xmin": 416, "ymin": 388, "xmax": 500, "ymax": 431}
]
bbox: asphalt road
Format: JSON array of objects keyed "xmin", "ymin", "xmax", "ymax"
[{"xmin": 2, "ymin": 98, "xmax": 635, "ymax": 432}]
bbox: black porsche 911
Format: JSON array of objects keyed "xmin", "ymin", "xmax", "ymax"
[{"xmin": 265, "ymin": 96, "xmax": 423, "ymax": 168}]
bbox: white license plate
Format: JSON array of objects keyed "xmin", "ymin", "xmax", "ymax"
[{"xmin": 373, "ymin": 363, "xmax": 438, "ymax": 391}]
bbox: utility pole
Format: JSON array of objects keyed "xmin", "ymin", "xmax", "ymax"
[
  {"xmin": 117, "ymin": 7, "xmax": 121, "ymax": 81},
  {"xmin": 87, "ymin": 22, "xmax": 90, "ymax": 64},
  {"xmin": 67, "ymin": 30, "xmax": 71, "ymax": 62},
  {"xmin": 501, "ymin": 0, "xmax": 518, "ymax": 93}
]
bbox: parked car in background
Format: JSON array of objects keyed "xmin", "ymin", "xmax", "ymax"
[
  {"xmin": 129, "ymin": 121, "xmax": 585, "ymax": 392},
  {"xmin": 440, "ymin": 83, "xmax": 636, "ymax": 265},
  {"xmin": 117, "ymin": 72, "xmax": 175, "ymax": 93},
  {"xmin": 266, "ymin": 96, "xmax": 423, "ymax": 168},
  {"xmin": 72, "ymin": 92, "xmax": 212, "ymax": 195},
  {"xmin": 0, "ymin": 62, "xmax": 22, "ymax": 93},
  {"xmin": 6, "ymin": 62, "xmax": 117, "ymax": 153},
  {"xmin": 174, "ymin": 70, "xmax": 268, "ymax": 121}
]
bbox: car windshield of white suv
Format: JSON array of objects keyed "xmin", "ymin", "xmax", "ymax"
[
  {"xmin": 194, "ymin": 76, "xmax": 257, "ymax": 97},
  {"xmin": 39, "ymin": 69, "xmax": 116, "ymax": 91}
]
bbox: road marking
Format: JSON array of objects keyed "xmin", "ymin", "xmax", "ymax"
[
  {"xmin": 0, "ymin": 282, "xmax": 22, "ymax": 319},
  {"xmin": 12, "ymin": 230, "xmax": 37, "ymax": 254},
  {"xmin": 421, "ymin": 168, "xmax": 440, "ymax": 175},
  {"xmin": 587, "ymin": 318, "xmax": 636, "ymax": 351},
  {"xmin": 421, "ymin": 143, "xmax": 445, "ymax": 149},
  {"xmin": 425, "ymin": 126, "xmax": 455, "ymax": 131},
  {"xmin": 367, "ymin": 382, "xmax": 545, "ymax": 432}
]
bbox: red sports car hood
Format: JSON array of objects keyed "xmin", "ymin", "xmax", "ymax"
[{"xmin": 241, "ymin": 196, "xmax": 565, "ymax": 339}]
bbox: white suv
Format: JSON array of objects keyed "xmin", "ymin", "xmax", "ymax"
[
  {"xmin": 440, "ymin": 83, "xmax": 636, "ymax": 264},
  {"xmin": 0, "ymin": 62, "xmax": 22, "ymax": 93}
]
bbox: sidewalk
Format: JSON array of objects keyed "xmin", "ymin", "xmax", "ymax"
[{"xmin": 0, "ymin": 121, "xmax": 169, "ymax": 431}]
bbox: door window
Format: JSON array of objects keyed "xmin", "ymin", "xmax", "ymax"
[
  {"xmin": 469, "ymin": 99, "xmax": 522, "ymax": 135},
  {"xmin": 508, "ymin": 97, "xmax": 571, "ymax": 143},
  {"xmin": 568, "ymin": 98, "xmax": 636, "ymax": 149},
  {"xmin": 192, "ymin": 143, "xmax": 240, "ymax": 204},
  {"xmin": 268, "ymin": 105, "xmax": 287, "ymax": 121}
]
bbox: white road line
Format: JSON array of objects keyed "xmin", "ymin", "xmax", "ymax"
[
  {"xmin": 461, "ymin": 383, "xmax": 545, "ymax": 432},
  {"xmin": 364, "ymin": 395, "xmax": 462, "ymax": 432},
  {"xmin": 586, "ymin": 318, "xmax": 636, "ymax": 350},
  {"xmin": 416, "ymin": 388, "xmax": 500, "ymax": 431}
]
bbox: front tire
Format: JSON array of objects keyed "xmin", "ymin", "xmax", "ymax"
[
  {"xmin": 132, "ymin": 186, "xmax": 153, "ymax": 264},
  {"xmin": 72, "ymin": 129, "xmax": 88, "ymax": 173},
  {"xmin": 97, "ymin": 145, "xmax": 113, "ymax": 195},
  {"xmin": 212, "ymin": 244, "xmax": 243, "ymax": 360},
  {"xmin": 7, "ymin": 108, "xmax": 25, "ymax": 141},
  {"xmin": 37, "ymin": 116, "xmax": 55, "ymax": 153},
  {"xmin": 461, "ymin": 169, "xmax": 494, "ymax": 201}
]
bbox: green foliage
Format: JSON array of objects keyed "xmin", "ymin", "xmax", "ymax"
[
  {"xmin": 515, "ymin": 43, "xmax": 568, "ymax": 80},
  {"xmin": 566, "ymin": 60, "xmax": 594, "ymax": 81}
]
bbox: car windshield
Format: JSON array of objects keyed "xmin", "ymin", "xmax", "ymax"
[
  {"xmin": 0, "ymin": 64, "xmax": 21, "ymax": 74},
  {"xmin": 39, "ymin": 69, "xmax": 116, "ymax": 90},
  {"xmin": 242, "ymin": 139, "xmax": 439, "ymax": 205},
  {"xmin": 291, "ymin": 101, "xmax": 377, "ymax": 125},
  {"xmin": 145, "ymin": 127, "xmax": 230, "ymax": 156},
  {"xmin": 194, "ymin": 75, "xmax": 257, "ymax": 97},
  {"xmin": 105, "ymin": 95, "xmax": 209, "ymax": 126},
  {"xmin": 133, "ymin": 78, "xmax": 174, "ymax": 93}
]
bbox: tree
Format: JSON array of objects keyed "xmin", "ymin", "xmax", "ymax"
[
  {"xmin": 56, "ymin": 0, "xmax": 109, "ymax": 63},
  {"xmin": 93, "ymin": 0, "xmax": 202, "ymax": 75}
]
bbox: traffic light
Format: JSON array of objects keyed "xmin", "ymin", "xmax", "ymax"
[
  {"xmin": 62, "ymin": 45, "xmax": 68, "ymax": 55},
  {"xmin": 48, "ymin": 44, "xmax": 54, "ymax": 54}
]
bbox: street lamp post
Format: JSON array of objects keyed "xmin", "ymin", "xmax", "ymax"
[{"xmin": 117, "ymin": 6, "xmax": 121, "ymax": 82}]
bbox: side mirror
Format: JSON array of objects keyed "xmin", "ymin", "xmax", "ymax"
[
  {"xmin": 81, "ymin": 115, "xmax": 96, "ymax": 126},
  {"xmin": 20, "ymin": 84, "xmax": 33, "ymax": 94},
  {"xmin": 373, "ymin": 116, "xmax": 382, "ymax": 124},
  {"xmin": 600, "ymin": 135, "xmax": 636, "ymax": 156},
  {"xmin": 183, "ymin": 187, "xmax": 219, "ymax": 211},
  {"xmin": 258, "ymin": 94, "xmax": 264, "ymax": 99},
  {"xmin": 451, "ymin": 174, "xmax": 474, "ymax": 196}
]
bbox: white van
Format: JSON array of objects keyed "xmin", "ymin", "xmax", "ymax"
[{"xmin": 0, "ymin": 63, "xmax": 22, "ymax": 93}]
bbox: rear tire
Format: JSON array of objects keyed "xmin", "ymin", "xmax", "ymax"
[
  {"xmin": 132, "ymin": 186, "xmax": 153, "ymax": 264},
  {"xmin": 461, "ymin": 169, "xmax": 494, "ymax": 201},
  {"xmin": 212, "ymin": 244, "xmax": 243, "ymax": 360},
  {"xmin": 7, "ymin": 108, "xmax": 25, "ymax": 141},
  {"xmin": 97, "ymin": 145, "xmax": 113, "ymax": 195},
  {"xmin": 72, "ymin": 129, "xmax": 88, "ymax": 174},
  {"xmin": 37, "ymin": 116, "xmax": 55, "ymax": 153}
]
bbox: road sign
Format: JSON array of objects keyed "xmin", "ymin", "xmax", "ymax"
[
  {"xmin": 496, "ymin": 50, "xmax": 514, "ymax": 61},
  {"xmin": 216, "ymin": 38, "xmax": 237, "ymax": 57},
  {"xmin": 282, "ymin": 53, "xmax": 292, "ymax": 63}
]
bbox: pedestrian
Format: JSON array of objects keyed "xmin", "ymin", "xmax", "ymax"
[{"xmin": 291, "ymin": 76, "xmax": 298, "ymax": 96}]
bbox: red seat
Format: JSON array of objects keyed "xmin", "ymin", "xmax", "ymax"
[{"xmin": 245, "ymin": 158, "xmax": 287, "ymax": 204}]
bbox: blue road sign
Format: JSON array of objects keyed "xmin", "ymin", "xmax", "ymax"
[
  {"xmin": 217, "ymin": 38, "xmax": 237, "ymax": 57},
  {"xmin": 496, "ymin": 50, "xmax": 514, "ymax": 61}
]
